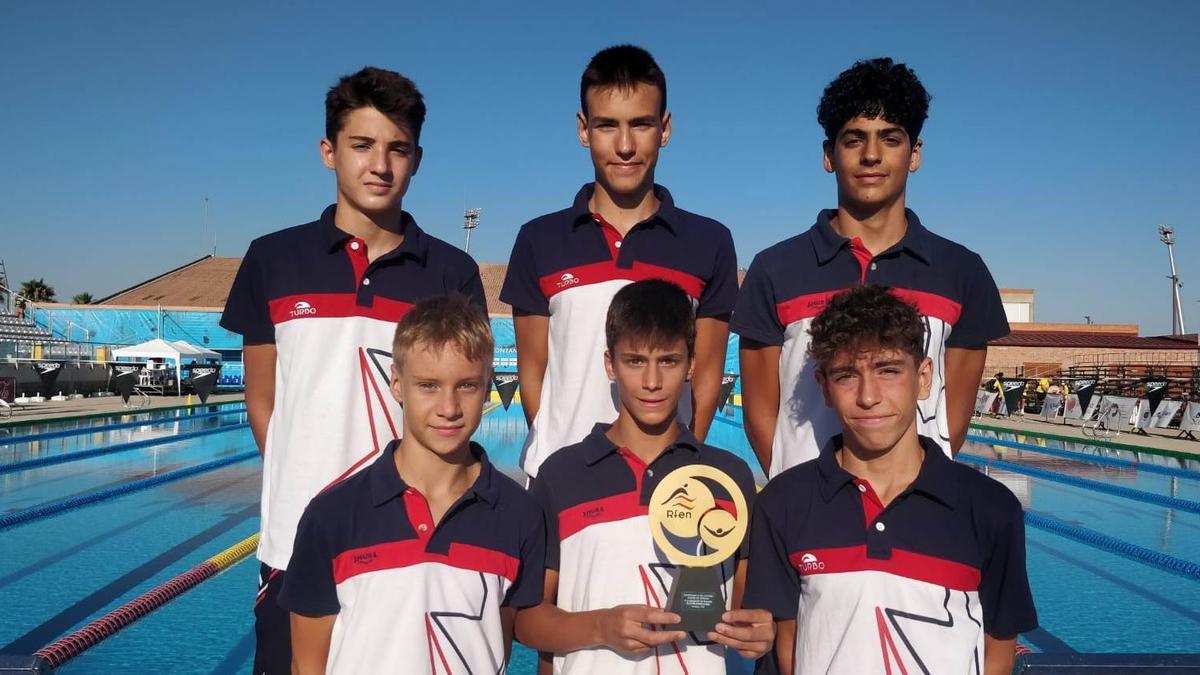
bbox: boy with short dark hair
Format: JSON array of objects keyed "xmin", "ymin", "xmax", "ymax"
[
  {"xmin": 220, "ymin": 66, "xmax": 487, "ymax": 673},
  {"xmin": 745, "ymin": 284, "xmax": 1035, "ymax": 675},
  {"xmin": 734, "ymin": 57, "xmax": 1009, "ymax": 477},
  {"xmin": 279, "ymin": 295, "xmax": 544, "ymax": 674},
  {"xmin": 516, "ymin": 280, "xmax": 772, "ymax": 674},
  {"xmin": 501, "ymin": 45, "xmax": 738, "ymax": 480}
]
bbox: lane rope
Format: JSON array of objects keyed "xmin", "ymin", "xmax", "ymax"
[
  {"xmin": 0, "ymin": 407, "xmax": 247, "ymax": 447},
  {"xmin": 0, "ymin": 423, "xmax": 250, "ymax": 475},
  {"xmin": 0, "ymin": 450, "xmax": 259, "ymax": 532},
  {"xmin": 32, "ymin": 534, "xmax": 260, "ymax": 668},
  {"xmin": 966, "ymin": 433, "xmax": 1200, "ymax": 480}
]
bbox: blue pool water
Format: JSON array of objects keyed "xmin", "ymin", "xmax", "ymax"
[{"xmin": 1, "ymin": 403, "xmax": 1198, "ymax": 672}]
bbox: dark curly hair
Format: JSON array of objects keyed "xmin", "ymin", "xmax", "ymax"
[
  {"xmin": 606, "ymin": 279, "xmax": 695, "ymax": 356},
  {"xmin": 581, "ymin": 45, "xmax": 667, "ymax": 118},
  {"xmin": 807, "ymin": 285, "xmax": 925, "ymax": 373},
  {"xmin": 817, "ymin": 58, "xmax": 930, "ymax": 144},
  {"xmin": 326, "ymin": 67, "xmax": 426, "ymax": 144}
]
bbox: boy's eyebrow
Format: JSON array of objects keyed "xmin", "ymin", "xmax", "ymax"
[
  {"xmin": 346, "ymin": 135, "xmax": 375, "ymax": 143},
  {"xmin": 871, "ymin": 358, "xmax": 909, "ymax": 367},
  {"xmin": 588, "ymin": 115, "xmax": 619, "ymax": 125}
]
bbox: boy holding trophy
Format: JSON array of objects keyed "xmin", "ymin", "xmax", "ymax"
[{"xmin": 516, "ymin": 280, "xmax": 772, "ymax": 674}]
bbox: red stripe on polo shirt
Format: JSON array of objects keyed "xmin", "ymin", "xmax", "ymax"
[
  {"xmin": 558, "ymin": 491, "xmax": 646, "ymax": 541},
  {"xmin": 890, "ymin": 288, "xmax": 962, "ymax": 326},
  {"xmin": 332, "ymin": 540, "xmax": 519, "ymax": 585},
  {"xmin": 776, "ymin": 290, "xmax": 844, "ymax": 326},
  {"xmin": 775, "ymin": 287, "xmax": 961, "ymax": 328},
  {"xmin": 268, "ymin": 293, "xmax": 414, "ymax": 324},
  {"xmin": 538, "ymin": 262, "xmax": 705, "ymax": 301},
  {"xmin": 788, "ymin": 545, "xmax": 980, "ymax": 591}
]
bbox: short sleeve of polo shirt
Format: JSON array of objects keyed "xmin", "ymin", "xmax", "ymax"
[
  {"xmin": 945, "ymin": 252, "xmax": 1009, "ymax": 348},
  {"xmin": 742, "ymin": 487, "xmax": 799, "ymax": 619},
  {"xmin": 730, "ymin": 252, "xmax": 785, "ymax": 347},
  {"xmin": 526, "ymin": 472, "xmax": 559, "ymax": 571},
  {"xmin": 978, "ymin": 501, "xmax": 1038, "ymax": 636},
  {"xmin": 499, "ymin": 228, "xmax": 549, "ymax": 316},
  {"xmin": 277, "ymin": 503, "xmax": 339, "ymax": 617},
  {"xmin": 503, "ymin": 510, "xmax": 548, "ymax": 608},
  {"xmin": 697, "ymin": 227, "xmax": 738, "ymax": 319},
  {"xmin": 220, "ymin": 241, "xmax": 275, "ymax": 345}
]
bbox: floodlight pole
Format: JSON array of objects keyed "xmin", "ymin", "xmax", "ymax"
[
  {"xmin": 463, "ymin": 208, "xmax": 481, "ymax": 254},
  {"xmin": 1159, "ymin": 224, "xmax": 1186, "ymax": 335}
]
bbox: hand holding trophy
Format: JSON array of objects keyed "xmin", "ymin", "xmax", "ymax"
[{"xmin": 647, "ymin": 465, "xmax": 749, "ymax": 635}]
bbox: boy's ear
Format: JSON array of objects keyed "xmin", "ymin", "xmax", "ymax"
[
  {"xmin": 603, "ymin": 349, "xmax": 616, "ymax": 382},
  {"xmin": 916, "ymin": 356, "xmax": 933, "ymax": 401},
  {"xmin": 685, "ymin": 353, "xmax": 695, "ymax": 382},
  {"xmin": 390, "ymin": 362, "xmax": 403, "ymax": 406},
  {"xmin": 319, "ymin": 137, "xmax": 336, "ymax": 171}
]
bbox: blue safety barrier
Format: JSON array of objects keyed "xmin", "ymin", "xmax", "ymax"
[
  {"xmin": 967, "ymin": 434, "xmax": 1200, "ymax": 480},
  {"xmin": 1024, "ymin": 511, "xmax": 1200, "ymax": 581},
  {"xmin": 958, "ymin": 454, "xmax": 1200, "ymax": 514},
  {"xmin": 0, "ymin": 422, "xmax": 250, "ymax": 475},
  {"xmin": 0, "ymin": 407, "xmax": 248, "ymax": 447},
  {"xmin": 0, "ymin": 450, "xmax": 259, "ymax": 532}
]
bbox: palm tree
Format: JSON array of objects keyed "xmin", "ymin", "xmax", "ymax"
[
  {"xmin": 72, "ymin": 292, "xmax": 94, "ymax": 305},
  {"xmin": 18, "ymin": 278, "xmax": 55, "ymax": 306}
]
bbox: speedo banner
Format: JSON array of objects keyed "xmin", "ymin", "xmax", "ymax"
[
  {"xmin": 1142, "ymin": 379, "xmax": 1170, "ymax": 416},
  {"xmin": 108, "ymin": 363, "xmax": 143, "ymax": 403},
  {"xmin": 718, "ymin": 374, "xmax": 739, "ymax": 410},
  {"xmin": 1040, "ymin": 394, "xmax": 1063, "ymax": 421},
  {"xmin": 35, "ymin": 361, "xmax": 63, "ymax": 395},
  {"xmin": 999, "ymin": 379, "xmax": 1025, "ymax": 417},
  {"xmin": 1151, "ymin": 400, "xmax": 1183, "ymax": 428},
  {"xmin": 1179, "ymin": 402, "xmax": 1200, "ymax": 432},
  {"xmin": 1072, "ymin": 379, "xmax": 1097, "ymax": 414},
  {"xmin": 1133, "ymin": 399, "xmax": 1154, "ymax": 430},
  {"xmin": 492, "ymin": 372, "xmax": 519, "ymax": 411},
  {"xmin": 186, "ymin": 365, "xmax": 221, "ymax": 404}
]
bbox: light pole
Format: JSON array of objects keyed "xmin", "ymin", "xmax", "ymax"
[
  {"xmin": 463, "ymin": 208, "xmax": 481, "ymax": 254},
  {"xmin": 1159, "ymin": 224, "xmax": 1186, "ymax": 335}
]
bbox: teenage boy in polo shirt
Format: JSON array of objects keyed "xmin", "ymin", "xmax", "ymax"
[
  {"xmin": 517, "ymin": 280, "xmax": 772, "ymax": 675},
  {"xmin": 733, "ymin": 57, "xmax": 1008, "ymax": 477},
  {"xmin": 280, "ymin": 295, "xmax": 544, "ymax": 674},
  {"xmin": 220, "ymin": 67, "xmax": 486, "ymax": 674},
  {"xmin": 501, "ymin": 45, "xmax": 738, "ymax": 479},
  {"xmin": 744, "ymin": 285, "xmax": 1036, "ymax": 674}
]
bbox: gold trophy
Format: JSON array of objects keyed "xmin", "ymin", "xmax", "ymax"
[{"xmin": 648, "ymin": 465, "xmax": 748, "ymax": 634}]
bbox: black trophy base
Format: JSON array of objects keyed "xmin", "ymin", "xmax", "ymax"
[{"xmin": 666, "ymin": 566, "xmax": 726, "ymax": 635}]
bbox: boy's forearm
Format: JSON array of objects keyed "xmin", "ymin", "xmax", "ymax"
[
  {"xmin": 516, "ymin": 602, "xmax": 602, "ymax": 653},
  {"xmin": 944, "ymin": 346, "xmax": 988, "ymax": 455},
  {"xmin": 513, "ymin": 313, "xmax": 549, "ymax": 425},
  {"xmin": 689, "ymin": 318, "xmax": 730, "ymax": 440},
  {"xmin": 739, "ymin": 342, "xmax": 781, "ymax": 474},
  {"xmin": 983, "ymin": 634, "xmax": 1017, "ymax": 675}
]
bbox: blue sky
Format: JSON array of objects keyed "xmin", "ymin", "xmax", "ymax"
[{"xmin": 2, "ymin": 1, "xmax": 1197, "ymax": 334}]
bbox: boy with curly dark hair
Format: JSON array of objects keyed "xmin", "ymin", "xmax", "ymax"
[
  {"xmin": 744, "ymin": 284, "xmax": 1036, "ymax": 674},
  {"xmin": 733, "ymin": 58, "xmax": 1009, "ymax": 478}
]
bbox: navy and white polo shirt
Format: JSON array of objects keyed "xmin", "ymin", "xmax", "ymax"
[
  {"xmin": 220, "ymin": 205, "xmax": 487, "ymax": 570},
  {"xmin": 744, "ymin": 435, "xmax": 1037, "ymax": 674},
  {"xmin": 731, "ymin": 209, "xmax": 1008, "ymax": 477},
  {"xmin": 529, "ymin": 424, "xmax": 756, "ymax": 675},
  {"xmin": 278, "ymin": 441, "xmax": 545, "ymax": 674},
  {"xmin": 501, "ymin": 184, "xmax": 738, "ymax": 478}
]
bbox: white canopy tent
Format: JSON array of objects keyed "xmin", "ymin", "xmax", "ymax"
[
  {"xmin": 171, "ymin": 340, "xmax": 221, "ymax": 362},
  {"xmin": 110, "ymin": 338, "xmax": 191, "ymax": 394}
]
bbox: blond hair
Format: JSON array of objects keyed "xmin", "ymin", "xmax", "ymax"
[{"xmin": 392, "ymin": 295, "xmax": 493, "ymax": 371}]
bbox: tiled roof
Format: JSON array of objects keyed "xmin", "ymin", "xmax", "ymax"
[
  {"xmin": 98, "ymin": 256, "xmax": 242, "ymax": 308},
  {"xmin": 991, "ymin": 331, "xmax": 1198, "ymax": 349}
]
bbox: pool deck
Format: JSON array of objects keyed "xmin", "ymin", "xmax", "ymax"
[
  {"xmin": 0, "ymin": 393, "xmax": 245, "ymax": 426},
  {"xmin": 971, "ymin": 413, "xmax": 1200, "ymax": 458}
]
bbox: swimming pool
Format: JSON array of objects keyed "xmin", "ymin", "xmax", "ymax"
[{"xmin": 2, "ymin": 403, "xmax": 1198, "ymax": 672}]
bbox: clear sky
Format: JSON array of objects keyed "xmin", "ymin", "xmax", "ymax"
[{"xmin": 2, "ymin": 1, "xmax": 1198, "ymax": 334}]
